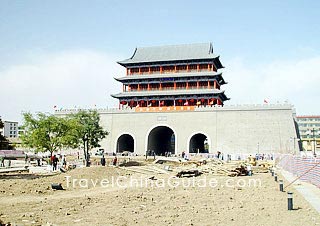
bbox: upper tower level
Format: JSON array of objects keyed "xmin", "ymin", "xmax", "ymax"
[
  {"xmin": 112, "ymin": 43, "xmax": 229, "ymax": 109},
  {"xmin": 118, "ymin": 43, "xmax": 224, "ymax": 75}
]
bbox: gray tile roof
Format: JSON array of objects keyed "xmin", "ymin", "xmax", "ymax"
[
  {"xmin": 111, "ymin": 89, "xmax": 225, "ymax": 98},
  {"xmin": 118, "ymin": 43, "xmax": 218, "ymax": 65}
]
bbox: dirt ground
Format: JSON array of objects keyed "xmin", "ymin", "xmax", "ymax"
[{"xmin": 0, "ymin": 160, "xmax": 320, "ymax": 226}]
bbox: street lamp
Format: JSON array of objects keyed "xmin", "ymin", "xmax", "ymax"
[{"xmin": 306, "ymin": 127, "xmax": 320, "ymax": 157}]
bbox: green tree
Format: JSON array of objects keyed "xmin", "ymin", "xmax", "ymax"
[
  {"xmin": 20, "ymin": 112, "xmax": 73, "ymax": 158},
  {"xmin": 68, "ymin": 110, "xmax": 108, "ymax": 167}
]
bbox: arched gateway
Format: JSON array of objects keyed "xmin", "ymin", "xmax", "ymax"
[
  {"xmin": 116, "ymin": 134, "xmax": 134, "ymax": 153},
  {"xmin": 189, "ymin": 133, "xmax": 209, "ymax": 153},
  {"xmin": 147, "ymin": 126, "xmax": 175, "ymax": 156}
]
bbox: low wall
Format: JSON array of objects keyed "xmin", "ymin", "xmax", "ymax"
[{"xmin": 55, "ymin": 103, "xmax": 299, "ymax": 155}]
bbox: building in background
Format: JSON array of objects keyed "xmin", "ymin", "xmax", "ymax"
[
  {"xmin": 296, "ymin": 116, "xmax": 320, "ymax": 155},
  {"xmin": 3, "ymin": 121, "xmax": 18, "ymax": 138}
]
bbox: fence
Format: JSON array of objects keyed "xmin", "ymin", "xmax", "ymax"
[{"xmin": 277, "ymin": 154, "xmax": 320, "ymax": 188}]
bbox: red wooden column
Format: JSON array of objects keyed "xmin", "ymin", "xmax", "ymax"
[
  {"xmin": 149, "ymin": 67, "xmax": 151, "ymax": 74},
  {"xmin": 214, "ymin": 80, "xmax": 217, "ymax": 89},
  {"xmin": 208, "ymin": 64, "xmax": 210, "ymax": 71},
  {"xmin": 174, "ymin": 82, "xmax": 176, "ymax": 90},
  {"xmin": 212, "ymin": 98, "xmax": 216, "ymax": 105},
  {"xmin": 186, "ymin": 82, "xmax": 189, "ymax": 90},
  {"xmin": 147, "ymin": 83, "xmax": 150, "ymax": 91},
  {"xmin": 159, "ymin": 83, "xmax": 162, "ymax": 90},
  {"xmin": 207, "ymin": 81, "xmax": 210, "ymax": 89},
  {"xmin": 160, "ymin": 66, "xmax": 163, "ymax": 73},
  {"xmin": 138, "ymin": 84, "xmax": 140, "ymax": 91},
  {"xmin": 197, "ymin": 64, "xmax": 200, "ymax": 72},
  {"xmin": 197, "ymin": 81, "xmax": 199, "ymax": 89},
  {"xmin": 139, "ymin": 68, "xmax": 141, "ymax": 75},
  {"xmin": 186, "ymin": 65, "xmax": 189, "ymax": 72}
]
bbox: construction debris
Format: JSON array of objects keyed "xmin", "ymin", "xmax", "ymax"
[
  {"xmin": 153, "ymin": 157, "xmax": 185, "ymax": 165},
  {"xmin": 176, "ymin": 169, "xmax": 201, "ymax": 178},
  {"xmin": 118, "ymin": 157, "xmax": 260, "ymax": 177},
  {"xmin": 119, "ymin": 161, "xmax": 144, "ymax": 167},
  {"xmin": 51, "ymin": 183, "xmax": 64, "ymax": 190}
]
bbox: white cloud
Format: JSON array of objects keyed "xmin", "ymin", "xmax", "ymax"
[
  {"xmin": 224, "ymin": 56, "xmax": 320, "ymax": 115},
  {"xmin": 0, "ymin": 50, "xmax": 125, "ymax": 122}
]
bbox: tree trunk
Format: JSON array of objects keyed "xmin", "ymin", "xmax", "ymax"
[
  {"xmin": 49, "ymin": 151, "xmax": 53, "ymax": 165},
  {"xmin": 86, "ymin": 140, "xmax": 90, "ymax": 167},
  {"xmin": 83, "ymin": 139, "xmax": 90, "ymax": 167},
  {"xmin": 83, "ymin": 144, "xmax": 87, "ymax": 166}
]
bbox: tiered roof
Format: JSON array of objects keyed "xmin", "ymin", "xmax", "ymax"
[
  {"xmin": 112, "ymin": 43, "xmax": 229, "ymax": 104},
  {"xmin": 118, "ymin": 43, "xmax": 224, "ymax": 68}
]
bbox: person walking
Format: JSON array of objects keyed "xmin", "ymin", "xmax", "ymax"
[
  {"xmin": 0, "ymin": 156, "xmax": 4, "ymax": 167},
  {"xmin": 52, "ymin": 155, "xmax": 59, "ymax": 171},
  {"xmin": 112, "ymin": 156, "xmax": 117, "ymax": 166},
  {"xmin": 62, "ymin": 155, "xmax": 67, "ymax": 168},
  {"xmin": 101, "ymin": 155, "xmax": 106, "ymax": 166}
]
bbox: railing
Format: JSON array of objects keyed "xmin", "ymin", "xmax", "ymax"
[
  {"xmin": 128, "ymin": 69, "xmax": 208, "ymax": 76},
  {"xmin": 127, "ymin": 86, "xmax": 213, "ymax": 92},
  {"xmin": 277, "ymin": 154, "xmax": 320, "ymax": 188}
]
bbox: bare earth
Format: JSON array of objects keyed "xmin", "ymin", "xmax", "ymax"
[{"xmin": 0, "ymin": 163, "xmax": 320, "ymax": 226}]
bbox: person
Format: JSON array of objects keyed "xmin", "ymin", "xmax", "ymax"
[
  {"xmin": 62, "ymin": 155, "xmax": 67, "ymax": 168},
  {"xmin": 101, "ymin": 155, "xmax": 106, "ymax": 166},
  {"xmin": 0, "ymin": 156, "xmax": 4, "ymax": 167},
  {"xmin": 247, "ymin": 164, "xmax": 252, "ymax": 176},
  {"xmin": 24, "ymin": 154, "xmax": 28, "ymax": 164},
  {"xmin": 50, "ymin": 155, "xmax": 55, "ymax": 165},
  {"xmin": 181, "ymin": 151, "xmax": 185, "ymax": 159},
  {"xmin": 112, "ymin": 156, "xmax": 117, "ymax": 166},
  {"xmin": 52, "ymin": 155, "xmax": 59, "ymax": 171},
  {"xmin": 184, "ymin": 153, "xmax": 189, "ymax": 161}
]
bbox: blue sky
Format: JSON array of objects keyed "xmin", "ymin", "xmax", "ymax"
[{"xmin": 1, "ymin": 0, "xmax": 320, "ymax": 122}]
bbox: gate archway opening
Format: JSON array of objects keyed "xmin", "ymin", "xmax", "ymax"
[
  {"xmin": 189, "ymin": 133, "xmax": 209, "ymax": 153},
  {"xmin": 147, "ymin": 126, "xmax": 175, "ymax": 156},
  {"xmin": 116, "ymin": 134, "xmax": 134, "ymax": 153}
]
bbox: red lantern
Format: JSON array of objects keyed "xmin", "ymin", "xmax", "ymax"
[
  {"xmin": 152, "ymin": 100, "xmax": 156, "ymax": 103},
  {"xmin": 190, "ymin": 99, "xmax": 194, "ymax": 102},
  {"xmin": 201, "ymin": 98, "xmax": 205, "ymax": 102},
  {"xmin": 178, "ymin": 99, "xmax": 183, "ymax": 103},
  {"xmin": 141, "ymin": 100, "xmax": 144, "ymax": 104}
]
